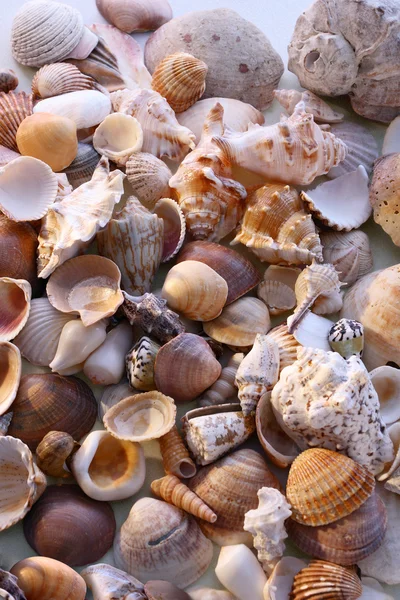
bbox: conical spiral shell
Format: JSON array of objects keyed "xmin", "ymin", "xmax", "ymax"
[
  {"xmin": 0, "ymin": 91, "xmax": 33, "ymax": 152},
  {"xmin": 32, "ymin": 63, "xmax": 103, "ymax": 99},
  {"xmin": 126, "ymin": 152, "xmax": 172, "ymax": 209},
  {"xmin": 159, "ymin": 425, "xmax": 197, "ymax": 479},
  {"xmin": 290, "ymin": 560, "xmax": 362, "ymax": 600},
  {"xmin": 151, "ymin": 475, "xmax": 217, "ymax": 523}
]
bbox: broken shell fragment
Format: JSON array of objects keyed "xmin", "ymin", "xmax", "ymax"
[
  {"xmin": 215, "ymin": 544, "xmax": 267, "ymax": 600},
  {"xmin": 0, "ymin": 342, "xmax": 21, "ymax": 416},
  {"xmin": 274, "ymin": 89, "xmax": 344, "ymax": 123},
  {"xmin": 321, "ymin": 230, "xmax": 373, "ymax": 286},
  {"xmin": 199, "ymin": 353, "xmax": 243, "ymax": 407},
  {"xmin": 126, "ymin": 336, "xmax": 160, "ymax": 392},
  {"xmin": 81, "ymin": 563, "xmax": 145, "ymax": 600},
  {"xmin": 125, "ymin": 152, "xmax": 172, "ymax": 210},
  {"xmin": 11, "ymin": 557, "xmax": 87, "ymax": 600},
  {"xmin": 93, "ymin": 113, "xmax": 143, "ymax": 166},
  {"xmin": 83, "ymin": 322, "xmax": 134, "ymax": 386},
  {"xmin": 33, "ymin": 90, "xmax": 111, "ymax": 130},
  {"xmin": 370, "ymin": 153, "xmax": 400, "ymax": 247},
  {"xmin": 159, "ymin": 425, "xmax": 197, "ymax": 479},
  {"xmin": 0, "ymin": 278, "xmax": 31, "ymax": 342},
  {"xmin": 123, "ymin": 292, "xmax": 185, "ymax": 344},
  {"xmin": 0, "ymin": 91, "xmax": 33, "ymax": 152},
  {"xmin": 36, "ymin": 431, "xmax": 78, "ymax": 479},
  {"xmin": 96, "ymin": 0, "xmax": 172, "ymax": 33},
  {"xmin": 290, "ymin": 560, "xmax": 362, "ymax": 600},
  {"xmin": 151, "ymin": 475, "xmax": 217, "ymax": 523},
  {"xmin": 369, "ymin": 366, "xmax": 400, "ymax": 426},
  {"xmin": 327, "ymin": 121, "xmax": 379, "ymax": 178},
  {"xmin": 49, "ymin": 318, "xmax": 107, "ymax": 375},
  {"xmin": 328, "ymin": 319, "xmax": 364, "ymax": 359},
  {"xmin": 257, "ymin": 266, "xmax": 300, "ymax": 316}
]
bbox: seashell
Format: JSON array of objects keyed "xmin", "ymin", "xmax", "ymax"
[
  {"xmin": 97, "ymin": 196, "xmax": 163, "ymax": 295},
  {"xmin": 169, "ymin": 103, "xmax": 246, "ymax": 242},
  {"xmin": 36, "ymin": 431, "xmax": 78, "ymax": 479},
  {"xmin": 32, "ymin": 63, "xmax": 103, "ymax": 99},
  {"xmin": 340, "ymin": 265, "xmax": 400, "ymax": 370},
  {"xmin": 236, "ymin": 334, "xmax": 280, "ymax": 416},
  {"xmin": 369, "ymin": 366, "xmax": 400, "ymax": 426},
  {"xmin": 70, "ymin": 430, "xmax": 145, "ymax": 501},
  {"xmin": 320, "ymin": 230, "xmax": 373, "ymax": 286},
  {"xmin": 154, "ymin": 333, "xmax": 221, "ymax": 402},
  {"xmin": 287, "ymin": 491, "xmax": 387, "ymax": 566},
  {"xmin": 64, "ymin": 26, "xmax": 99, "ymax": 62},
  {"xmin": 327, "ymin": 122, "xmax": 379, "ymax": 178},
  {"xmin": 0, "ymin": 69, "xmax": 18, "ymax": 94},
  {"xmin": 370, "ymin": 154, "xmax": 400, "ymax": 246},
  {"xmin": 177, "ymin": 97, "xmax": 265, "ymax": 144},
  {"xmin": 189, "ymin": 448, "xmax": 280, "ymax": 546},
  {"xmin": 0, "ymin": 91, "xmax": 33, "ymax": 152},
  {"xmin": 212, "ymin": 103, "xmax": 347, "ymax": 185},
  {"xmin": 162, "ymin": 261, "xmax": 228, "ymax": 321},
  {"xmin": 8, "ymin": 373, "xmax": 97, "ymax": 450},
  {"xmin": 360, "ymin": 577, "xmax": 395, "ymax": 600},
  {"xmin": 152, "ymin": 52, "xmax": 207, "ymax": 113},
  {"xmin": 274, "ymin": 89, "xmax": 344, "ymax": 123},
  {"xmin": 38, "ymin": 156, "xmax": 125, "ymax": 279},
  {"xmin": 272, "ymin": 347, "xmax": 394, "ymax": 475},
  {"xmin": 182, "ymin": 404, "xmax": 256, "ymax": 466},
  {"xmin": 34, "ymin": 90, "xmax": 111, "ymax": 130},
  {"xmin": 151, "ymin": 474, "xmax": 217, "ymax": 523},
  {"xmin": 126, "ymin": 337, "xmax": 159, "ymax": 392},
  {"xmin": 0, "ymin": 278, "xmax": 31, "ymax": 342},
  {"xmin": 0, "ymin": 145, "xmax": 20, "ymax": 167},
  {"xmin": 83, "ymin": 322, "xmax": 134, "ymax": 385},
  {"xmin": 123, "ymin": 292, "xmax": 185, "ymax": 343},
  {"xmin": 377, "ymin": 422, "xmax": 400, "ymax": 483},
  {"xmin": 55, "ymin": 172, "xmax": 73, "ymax": 200},
  {"xmin": 93, "ymin": 113, "xmax": 143, "ymax": 166},
  {"xmin": 199, "ymin": 353, "xmax": 243, "ymax": 407},
  {"xmin": 104, "ymin": 391, "xmax": 176, "ymax": 442},
  {"xmin": 153, "ymin": 198, "xmax": 186, "ymax": 263},
  {"xmin": 62, "ymin": 142, "xmax": 100, "ymax": 189},
  {"xmin": 0, "ymin": 342, "xmax": 21, "ymax": 416},
  {"xmin": 263, "ymin": 557, "xmax": 308, "ymax": 600},
  {"xmin": 125, "ymin": 153, "xmax": 172, "ymax": 210},
  {"xmin": 232, "ymin": 184, "xmax": 323, "ymax": 265},
  {"xmin": 215, "ymin": 544, "xmax": 268, "ymax": 600},
  {"xmin": 177, "ymin": 241, "xmax": 261, "ymax": 305},
  {"xmin": 290, "ymin": 561, "xmax": 362, "ymax": 600},
  {"xmin": 291, "ymin": 311, "xmax": 333, "ymax": 352},
  {"xmin": 256, "ymin": 391, "xmax": 300, "ymax": 469},
  {"xmin": 301, "ymin": 165, "xmax": 371, "ymax": 231},
  {"xmin": 81, "ymin": 564, "xmax": 145, "ymax": 600},
  {"xmin": 0, "ymin": 567, "xmax": 27, "ymax": 600},
  {"xmin": 11, "ymin": 557, "xmax": 86, "ymax": 600},
  {"xmin": 96, "ymin": 0, "xmax": 172, "ymax": 33},
  {"xmin": 267, "ymin": 324, "xmax": 301, "ymax": 373},
  {"xmin": 257, "ymin": 266, "xmax": 300, "ymax": 316},
  {"xmin": 188, "ymin": 589, "xmax": 236, "ymax": 600},
  {"xmin": 47, "ymin": 255, "xmax": 124, "ymax": 326},
  {"xmin": 382, "ymin": 115, "xmax": 400, "ymax": 156},
  {"xmin": 0, "ymin": 157, "xmax": 57, "ymax": 223},
  {"xmin": 16, "ymin": 113, "xmax": 78, "ymax": 172},
  {"xmin": 286, "ymin": 448, "xmax": 375, "ymax": 527},
  {"xmin": 145, "ymin": 581, "xmax": 189, "ymax": 600},
  {"xmin": 0, "ymin": 436, "xmax": 46, "ymax": 532},
  {"xmin": 244, "ymin": 487, "xmax": 292, "ymax": 574},
  {"xmin": 328, "ymin": 318, "xmax": 364, "ymax": 359},
  {"xmin": 23, "ymin": 484, "xmax": 116, "ymax": 566},
  {"xmin": 145, "ymin": 8, "xmax": 283, "ymax": 110},
  {"xmin": 99, "ymin": 381, "xmax": 133, "ymax": 421},
  {"xmin": 114, "ymin": 497, "xmax": 213, "ymax": 586},
  {"xmin": 159, "ymin": 425, "xmax": 197, "ymax": 479}
]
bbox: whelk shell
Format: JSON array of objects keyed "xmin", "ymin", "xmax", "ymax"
[
  {"xmin": 159, "ymin": 425, "xmax": 197, "ymax": 479},
  {"xmin": 257, "ymin": 266, "xmax": 300, "ymax": 316},
  {"xmin": 290, "ymin": 560, "xmax": 362, "ymax": 600},
  {"xmin": 62, "ymin": 142, "xmax": 100, "ymax": 189},
  {"xmin": 83, "ymin": 322, "xmax": 134, "ymax": 386},
  {"xmin": 33, "ymin": 90, "xmax": 111, "ymax": 130},
  {"xmin": 96, "ymin": 0, "xmax": 172, "ymax": 33},
  {"xmin": 327, "ymin": 121, "xmax": 379, "ymax": 179},
  {"xmin": 35, "ymin": 431, "xmax": 78, "ymax": 479},
  {"xmin": 32, "ymin": 63, "xmax": 103, "ymax": 99},
  {"xmin": 125, "ymin": 152, "xmax": 172, "ymax": 210},
  {"xmin": 0, "ymin": 342, "xmax": 21, "ymax": 416},
  {"xmin": 0, "ymin": 91, "xmax": 33, "ymax": 152},
  {"xmin": 199, "ymin": 353, "xmax": 243, "ymax": 407},
  {"xmin": 151, "ymin": 474, "xmax": 217, "ymax": 523},
  {"xmin": 126, "ymin": 336, "xmax": 160, "ymax": 392},
  {"xmin": 321, "ymin": 230, "xmax": 373, "ymax": 286},
  {"xmin": 93, "ymin": 113, "xmax": 143, "ymax": 166},
  {"xmin": 215, "ymin": 543, "xmax": 267, "ymax": 600},
  {"xmin": 81, "ymin": 564, "xmax": 145, "ymax": 600},
  {"xmin": 0, "ymin": 278, "xmax": 31, "ymax": 342},
  {"xmin": 0, "ymin": 69, "xmax": 18, "ymax": 94},
  {"xmin": 153, "ymin": 197, "xmax": 186, "ymax": 262},
  {"xmin": 370, "ymin": 153, "xmax": 400, "ymax": 247},
  {"xmin": 122, "ymin": 292, "xmax": 185, "ymax": 344},
  {"xmin": 0, "ymin": 436, "xmax": 46, "ymax": 532},
  {"xmin": 11, "ymin": 557, "xmax": 87, "ymax": 600},
  {"xmin": 274, "ymin": 89, "xmax": 344, "ymax": 123},
  {"xmin": 370, "ymin": 366, "xmax": 400, "ymax": 426}
]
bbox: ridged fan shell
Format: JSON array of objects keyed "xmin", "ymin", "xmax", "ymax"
[
  {"xmin": 62, "ymin": 143, "xmax": 100, "ymax": 189},
  {"xmin": 0, "ymin": 92, "xmax": 33, "ymax": 152},
  {"xmin": 0, "ymin": 342, "xmax": 21, "ymax": 417},
  {"xmin": 321, "ymin": 230, "xmax": 373, "ymax": 285},
  {"xmin": 327, "ymin": 122, "xmax": 379, "ymax": 179},
  {"xmin": 290, "ymin": 561, "xmax": 362, "ymax": 600},
  {"xmin": 153, "ymin": 198, "xmax": 186, "ymax": 262},
  {"xmin": 126, "ymin": 152, "xmax": 172, "ymax": 210},
  {"xmin": 32, "ymin": 63, "xmax": 103, "ymax": 99}
]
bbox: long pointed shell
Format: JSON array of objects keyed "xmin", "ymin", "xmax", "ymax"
[
  {"xmin": 159, "ymin": 425, "xmax": 197, "ymax": 479},
  {"xmin": 96, "ymin": 0, "xmax": 172, "ymax": 33},
  {"xmin": 0, "ymin": 342, "xmax": 21, "ymax": 416},
  {"xmin": 274, "ymin": 89, "xmax": 344, "ymax": 123},
  {"xmin": 327, "ymin": 122, "xmax": 378, "ymax": 179},
  {"xmin": 0, "ymin": 91, "xmax": 33, "ymax": 152},
  {"xmin": 32, "ymin": 63, "xmax": 103, "ymax": 99},
  {"xmin": 321, "ymin": 230, "xmax": 373, "ymax": 285},
  {"xmin": 62, "ymin": 143, "xmax": 100, "ymax": 189},
  {"xmin": 290, "ymin": 561, "xmax": 362, "ymax": 600},
  {"xmin": 33, "ymin": 90, "xmax": 111, "ymax": 130},
  {"xmin": 81, "ymin": 564, "xmax": 145, "ymax": 600},
  {"xmin": 370, "ymin": 154, "xmax": 400, "ymax": 246},
  {"xmin": 84, "ymin": 322, "xmax": 134, "ymax": 386},
  {"xmin": 93, "ymin": 113, "xmax": 143, "ymax": 166},
  {"xmin": 126, "ymin": 153, "xmax": 172, "ymax": 209},
  {"xmin": 11, "ymin": 557, "xmax": 87, "ymax": 600},
  {"xmin": 151, "ymin": 474, "xmax": 217, "ymax": 523},
  {"xmin": 153, "ymin": 198, "xmax": 186, "ymax": 262},
  {"xmin": 49, "ymin": 319, "xmax": 107, "ymax": 374},
  {"xmin": 199, "ymin": 353, "xmax": 243, "ymax": 407},
  {"xmin": 0, "ymin": 278, "xmax": 31, "ymax": 341}
]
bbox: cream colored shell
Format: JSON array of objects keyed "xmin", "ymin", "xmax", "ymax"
[
  {"xmin": 370, "ymin": 154, "xmax": 400, "ymax": 247},
  {"xmin": 33, "ymin": 90, "xmax": 111, "ymax": 130},
  {"xmin": 257, "ymin": 266, "xmax": 300, "ymax": 316},
  {"xmin": 274, "ymin": 89, "xmax": 344, "ymax": 123},
  {"xmin": 96, "ymin": 0, "xmax": 172, "ymax": 33},
  {"xmin": 32, "ymin": 63, "xmax": 103, "ymax": 98},
  {"xmin": 49, "ymin": 319, "xmax": 107, "ymax": 375},
  {"xmin": 93, "ymin": 113, "xmax": 143, "ymax": 166},
  {"xmin": 125, "ymin": 152, "xmax": 172, "ymax": 209},
  {"xmin": 215, "ymin": 544, "xmax": 268, "ymax": 600},
  {"xmin": 321, "ymin": 230, "xmax": 373, "ymax": 285}
]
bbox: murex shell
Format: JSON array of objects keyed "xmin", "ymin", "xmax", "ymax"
[{"xmin": 123, "ymin": 292, "xmax": 185, "ymax": 344}]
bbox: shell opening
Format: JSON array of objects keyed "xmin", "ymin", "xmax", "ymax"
[
  {"xmin": 88, "ymin": 436, "xmax": 130, "ymax": 488},
  {"xmin": 305, "ymin": 51, "xmax": 320, "ymax": 72},
  {"xmin": 178, "ymin": 459, "xmax": 198, "ymax": 478}
]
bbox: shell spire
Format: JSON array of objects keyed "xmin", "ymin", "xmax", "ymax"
[
  {"xmin": 151, "ymin": 474, "xmax": 217, "ymax": 523},
  {"xmin": 159, "ymin": 425, "xmax": 197, "ymax": 479}
]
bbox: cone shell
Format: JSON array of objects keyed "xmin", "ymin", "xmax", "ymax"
[
  {"xmin": 370, "ymin": 154, "xmax": 400, "ymax": 246},
  {"xmin": 11, "ymin": 557, "xmax": 86, "ymax": 600},
  {"xmin": 104, "ymin": 391, "xmax": 176, "ymax": 442},
  {"xmin": 81, "ymin": 564, "xmax": 145, "ymax": 600},
  {"xmin": 0, "ymin": 436, "xmax": 46, "ymax": 532},
  {"xmin": 321, "ymin": 230, "xmax": 373, "ymax": 285},
  {"xmin": 290, "ymin": 560, "xmax": 362, "ymax": 600},
  {"xmin": 151, "ymin": 475, "xmax": 217, "ymax": 523},
  {"xmin": 114, "ymin": 497, "xmax": 213, "ymax": 587},
  {"xmin": 0, "ymin": 91, "xmax": 33, "ymax": 152},
  {"xmin": 159, "ymin": 425, "xmax": 197, "ymax": 479},
  {"xmin": 23, "ymin": 484, "xmax": 116, "ymax": 567},
  {"xmin": 62, "ymin": 142, "xmax": 100, "ymax": 188},
  {"xmin": 199, "ymin": 353, "xmax": 243, "ymax": 407},
  {"xmin": 327, "ymin": 121, "xmax": 379, "ymax": 179},
  {"xmin": 32, "ymin": 63, "xmax": 103, "ymax": 99},
  {"xmin": 154, "ymin": 333, "xmax": 222, "ymax": 402},
  {"xmin": 0, "ymin": 69, "xmax": 18, "ymax": 94},
  {"xmin": 93, "ymin": 113, "xmax": 143, "ymax": 166},
  {"xmin": 8, "ymin": 373, "xmax": 97, "ymax": 450},
  {"xmin": 328, "ymin": 318, "xmax": 364, "ymax": 359},
  {"xmin": 188, "ymin": 448, "xmax": 280, "ymax": 546},
  {"xmin": 126, "ymin": 152, "xmax": 172, "ymax": 210},
  {"xmin": 0, "ymin": 278, "xmax": 31, "ymax": 342},
  {"xmin": 267, "ymin": 323, "xmax": 301, "ymax": 372},
  {"xmin": 96, "ymin": 0, "xmax": 172, "ymax": 33},
  {"xmin": 0, "ymin": 342, "xmax": 21, "ymax": 416},
  {"xmin": 274, "ymin": 89, "xmax": 344, "ymax": 123},
  {"xmin": 36, "ymin": 431, "xmax": 78, "ymax": 479}
]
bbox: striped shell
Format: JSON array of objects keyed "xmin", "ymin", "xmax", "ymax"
[
  {"xmin": 290, "ymin": 561, "xmax": 362, "ymax": 600},
  {"xmin": 32, "ymin": 63, "xmax": 103, "ymax": 99},
  {"xmin": 0, "ymin": 91, "xmax": 33, "ymax": 152},
  {"xmin": 125, "ymin": 152, "xmax": 172, "ymax": 210}
]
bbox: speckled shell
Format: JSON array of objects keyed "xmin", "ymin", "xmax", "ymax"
[
  {"xmin": 328, "ymin": 318, "xmax": 364, "ymax": 359},
  {"xmin": 274, "ymin": 89, "xmax": 344, "ymax": 123},
  {"xmin": 370, "ymin": 154, "xmax": 400, "ymax": 247},
  {"xmin": 126, "ymin": 336, "xmax": 160, "ymax": 392},
  {"xmin": 11, "ymin": 557, "xmax": 87, "ymax": 600},
  {"xmin": 327, "ymin": 121, "xmax": 379, "ymax": 178},
  {"xmin": 290, "ymin": 561, "xmax": 363, "ymax": 600},
  {"xmin": 126, "ymin": 153, "xmax": 172, "ymax": 210},
  {"xmin": 96, "ymin": 0, "xmax": 172, "ymax": 33},
  {"xmin": 321, "ymin": 230, "xmax": 373, "ymax": 285},
  {"xmin": 159, "ymin": 425, "xmax": 197, "ymax": 479},
  {"xmin": 0, "ymin": 91, "xmax": 33, "ymax": 152},
  {"xmin": 32, "ymin": 63, "xmax": 103, "ymax": 98}
]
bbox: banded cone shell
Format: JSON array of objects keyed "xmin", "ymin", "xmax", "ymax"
[
  {"xmin": 159, "ymin": 425, "xmax": 197, "ymax": 479},
  {"xmin": 0, "ymin": 91, "xmax": 33, "ymax": 151},
  {"xmin": 126, "ymin": 336, "xmax": 160, "ymax": 392},
  {"xmin": 151, "ymin": 475, "xmax": 217, "ymax": 523},
  {"xmin": 125, "ymin": 152, "xmax": 172, "ymax": 210},
  {"xmin": 290, "ymin": 560, "xmax": 362, "ymax": 600},
  {"xmin": 32, "ymin": 63, "xmax": 103, "ymax": 99}
]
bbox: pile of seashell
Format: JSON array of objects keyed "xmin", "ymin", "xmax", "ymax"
[{"xmin": 0, "ymin": 0, "xmax": 400, "ymax": 598}]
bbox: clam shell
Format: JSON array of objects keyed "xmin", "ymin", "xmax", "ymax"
[
  {"xmin": 114, "ymin": 497, "xmax": 213, "ymax": 586},
  {"xmin": 151, "ymin": 474, "xmax": 217, "ymax": 523},
  {"xmin": 370, "ymin": 153, "xmax": 400, "ymax": 246},
  {"xmin": 47, "ymin": 255, "xmax": 124, "ymax": 327},
  {"xmin": 35, "ymin": 431, "xmax": 78, "ymax": 479},
  {"xmin": 104, "ymin": 391, "xmax": 176, "ymax": 442},
  {"xmin": 32, "ymin": 63, "xmax": 103, "ymax": 99},
  {"xmin": 34, "ymin": 90, "xmax": 111, "ymax": 130},
  {"xmin": 0, "ymin": 69, "xmax": 18, "ymax": 94},
  {"xmin": 199, "ymin": 352, "xmax": 243, "ymax": 407},
  {"xmin": 215, "ymin": 544, "xmax": 268, "ymax": 600},
  {"xmin": 267, "ymin": 324, "xmax": 301, "ymax": 372},
  {"xmin": 96, "ymin": 0, "xmax": 172, "ymax": 33},
  {"xmin": 286, "ymin": 448, "xmax": 375, "ymax": 527},
  {"xmin": 126, "ymin": 153, "xmax": 172, "ymax": 209},
  {"xmin": 327, "ymin": 121, "xmax": 379, "ymax": 179},
  {"xmin": 370, "ymin": 366, "xmax": 400, "ymax": 426},
  {"xmin": 11, "ymin": 557, "xmax": 87, "ymax": 600},
  {"xmin": 81, "ymin": 564, "xmax": 145, "ymax": 600},
  {"xmin": 0, "ymin": 342, "xmax": 21, "ymax": 416},
  {"xmin": 99, "ymin": 381, "xmax": 133, "ymax": 421},
  {"xmin": 159, "ymin": 425, "xmax": 197, "ymax": 479},
  {"xmin": 62, "ymin": 142, "xmax": 100, "ymax": 189},
  {"xmin": 0, "ymin": 91, "xmax": 33, "ymax": 152},
  {"xmin": 321, "ymin": 230, "xmax": 373, "ymax": 285},
  {"xmin": 203, "ymin": 297, "xmax": 271, "ymax": 350},
  {"xmin": 154, "ymin": 333, "xmax": 222, "ymax": 402},
  {"xmin": 290, "ymin": 561, "xmax": 362, "ymax": 600},
  {"xmin": 0, "ymin": 436, "xmax": 46, "ymax": 532},
  {"xmin": 93, "ymin": 113, "xmax": 143, "ymax": 166},
  {"xmin": 274, "ymin": 89, "xmax": 344, "ymax": 123},
  {"xmin": 8, "ymin": 373, "xmax": 97, "ymax": 450},
  {"xmin": 177, "ymin": 241, "xmax": 261, "ymax": 305},
  {"xmin": 0, "ymin": 278, "xmax": 31, "ymax": 342},
  {"xmin": 153, "ymin": 198, "xmax": 186, "ymax": 262},
  {"xmin": 23, "ymin": 484, "xmax": 116, "ymax": 567},
  {"xmin": 126, "ymin": 336, "xmax": 160, "ymax": 392},
  {"xmin": 257, "ymin": 266, "xmax": 300, "ymax": 316},
  {"xmin": 83, "ymin": 321, "xmax": 134, "ymax": 386},
  {"xmin": 189, "ymin": 448, "xmax": 280, "ymax": 546}
]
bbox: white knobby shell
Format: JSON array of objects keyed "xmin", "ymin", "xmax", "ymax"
[
  {"xmin": 34, "ymin": 90, "xmax": 111, "ymax": 130},
  {"xmin": 93, "ymin": 113, "xmax": 143, "ymax": 166},
  {"xmin": 83, "ymin": 322, "xmax": 134, "ymax": 386},
  {"xmin": 81, "ymin": 563, "xmax": 145, "ymax": 600},
  {"xmin": 215, "ymin": 544, "xmax": 268, "ymax": 600},
  {"xmin": 49, "ymin": 319, "xmax": 108, "ymax": 375}
]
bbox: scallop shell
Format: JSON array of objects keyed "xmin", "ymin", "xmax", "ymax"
[
  {"xmin": 62, "ymin": 143, "xmax": 100, "ymax": 189},
  {"xmin": 0, "ymin": 342, "xmax": 21, "ymax": 416},
  {"xmin": 38, "ymin": 157, "xmax": 125, "ymax": 279},
  {"xmin": 35, "ymin": 431, "xmax": 78, "ymax": 479},
  {"xmin": 0, "ymin": 91, "xmax": 33, "ymax": 152},
  {"xmin": 327, "ymin": 121, "xmax": 379, "ymax": 179},
  {"xmin": 93, "ymin": 113, "xmax": 143, "ymax": 166},
  {"xmin": 96, "ymin": 0, "xmax": 172, "ymax": 33},
  {"xmin": 32, "ymin": 63, "xmax": 103, "ymax": 99},
  {"xmin": 203, "ymin": 297, "xmax": 271, "ymax": 350},
  {"xmin": 215, "ymin": 544, "xmax": 268, "ymax": 600},
  {"xmin": 33, "ymin": 90, "xmax": 111, "ymax": 130},
  {"xmin": 267, "ymin": 324, "xmax": 301, "ymax": 372},
  {"xmin": 189, "ymin": 448, "xmax": 280, "ymax": 546},
  {"xmin": 111, "ymin": 88, "xmax": 195, "ymax": 161},
  {"xmin": 81, "ymin": 564, "xmax": 145, "ymax": 600},
  {"xmin": 328, "ymin": 318, "xmax": 364, "ymax": 359},
  {"xmin": 159, "ymin": 425, "xmax": 197, "ymax": 479},
  {"xmin": 8, "ymin": 373, "xmax": 97, "ymax": 450},
  {"xmin": 199, "ymin": 353, "xmax": 243, "ymax": 407},
  {"xmin": 274, "ymin": 89, "xmax": 344, "ymax": 123},
  {"xmin": 125, "ymin": 153, "xmax": 172, "ymax": 210},
  {"xmin": 232, "ymin": 183, "xmax": 323, "ymax": 265},
  {"xmin": 151, "ymin": 475, "xmax": 217, "ymax": 523},
  {"xmin": 370, "ymin": 366, "xmax": 400, "ymax": 426},
  {"xmin": 114, "ymin": 497, "xmax": 213, "ymax": 586},
  {"xmin": 370, "ymin": 154, "xmax": 400, "ymax": 246},
  {"xmin": 290, "ymin": 561, "xmax": 362, "ymax": 600},
  {"xmin": 0, "ymin": 278, "xmax": 31, "ymax": 342},
  {"xmin": 0, "ymin": 436, "xmax": 46, "ymax": 532},
  {"xmin": 321, "ymin": 230, "xmax": 373, "ymax": 286},
  {"xmin": 0, "ymin": 69, "xmax": 18, "ymax": 94},
  {"xmin": 123, "ymin": 292, "xmax": 185, "ymax": 344},
  {"xmin": 153, "ymin": 198, "xmax": 186, "ymax": 263},
  {"xmin": 23, "ymin": 484, "xmax": 116, "ymax": 567},
  {"xmin": 49, "ymin": 319, "xmax": 108, "ymax": 375},
  {"xmin": 11, "ymin": 557, "xmax": 87, "ymax": 600},
  {"xmin": 97, "ymin": 196, "xmax": 163, "ymax": 296},
  {"xmin": 99, "ymin": 381, "xmax": 134, "ymax": 421},
  {"xmin": 287, "ymin": 448, "xmax": 375, "ymax": 527},
  {"xmin": 263, "ymin": 557, "xmax": 308, "ymax": 600},
  {"xmin": 257, "ymin": 266, "xmax": 300, "ymax": 316},
  {"xmin": 104, "ymin": 391, "xmax": 176, "ymax": 442}
]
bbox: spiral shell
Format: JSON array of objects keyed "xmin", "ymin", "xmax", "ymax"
[
  {"xmin": 151, "ymin": 475, "xmax": 217, "ymax": 523},
  {"xmin": 159, "ymin": 425, "xmax": 197, "ymax": 479}
]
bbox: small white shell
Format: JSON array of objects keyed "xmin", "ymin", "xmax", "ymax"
[
  {"xmin": 49, "ymin": 319, "xmax": 108, "ymax": 375},
  {"xmin": 93, "ymin": 113, "xmax": 143, "ymax": 166},
  {"xmin": 125, "ymin": 152, "xmax": 172, "ymax": 210},
  {"xmin": 153, "ymin": 198, "xmax": 186, "ymax": 262},
  {"xmin": 81, "ymin": 563, "xmax": 145, "ymax": 600},
  {"xmin": 370, "ymin": 366, "xmax": 400, "ymax": 426},
  {"xmin": 0, "ymin": 278, "xmax": 31, "ymax": 342},
  {"xmin": 34, "ymin": 90, "xmax": 111, "ymax": 130},
  {"xmin": 215, "ymin": 544, "xmax": 267, "ymax": 600},
  {"xmin": 83, "ymin": 322, "xmax": 134, "ymax": 386}
]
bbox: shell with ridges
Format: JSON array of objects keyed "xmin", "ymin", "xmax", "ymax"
[
  {"xmin": 35, "ymin": 431, "xmax": 78, "ymax": 479},
  {"xmin": 0, "ymin": 144, "xmax": 20, "ymax": 167},
  {"xmin": 32, "ymin": 63, "xmax": 103, "ymax": 99},
  {"xmin": 126, "ymin": 336, "xmax": 160, "ymax": 392},
  {"xmin": 151, "ymin": 475, "xmax": 217, "ymax": 523},
  {"xmin": 0, "ymin": 91, "xmax": 33, "ymax": 152},
  {"xmin": 267, "ymin": 324, "xmax": 301, "ymax": 373},
  {"xmin": 96, "ymin": 0, "xmax": 172, "ymax": 33},
  {"xmin": 274, "ymin": 89, "xmax": 344, "ymax": 123},
  {"xmin": 0, "ymin": 342, "xmax": 21, "ymax": 416},
  {"xmin": 321, "ymin": 230, "xmax": 373, "ymax": 285},
  {"xmin": 187, "ymin": 589, "xmax": 236, "ymax": 600},
  {"xmin": 370, "ymin": 154, "xmax": 400, "ymax": 246},
  {"xmin": 93, "ymin": 113, "xmax": 143, "ymax": 166},
  {"xmin": 0, "ymin": 278, "xmax": 31, "ymax": 342},
  {"xmin": 327, "ymin": 121, "xmax": 379, "ymax": 178},
  {"xmin": 62, "ymin": 143, "xmax": 100, "ymax": 189},
  {"xmin": 199, "ymin": 353, "xmax": 243, "ymax": 407},
  {"xmin": 126, "ymin": 153, "xmax": 172, "ymax": 210},
  {"xmin": 33, "ymin": 90, "xmax": 111, "ymax": 130},
  {"xmin": 123, "ymin": 292, "xmax": 185, "ymax": 344},
  {"xmin": 263, "ymin": 557, "xmax": 308, "ymax": 600},
  {"xmin": 290, "ymin": 560, "xmax": 362, "ymax": 600},
  {"xmin": 81, "ymin": 564, "xmax": 145, "ymax": 600},
  {"xmin": 153, "ymin": 198, "xmax": 186, "ymax": 263},
  {"xmin": 159, "ymin": 425, "xmax": 197, "ymax": 479},
  {"xmin": 257, "ymin": 266, "xmax": 300, "ymax": 315},
  {"xmin": 10, "ymin": 557, "xmax": 86, "ymax": 600},
  {"xmin": 49, "ymin": 319, "xmax": 108, "ymax": 375}
]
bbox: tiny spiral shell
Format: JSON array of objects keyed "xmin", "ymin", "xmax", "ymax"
[
  {"xmin": 159, "ymin": 425, "xmax": 196, "ymax": 479},
  {"xmin": 151, "ymin": 474, "xmax": 217, "ymax": 523}
]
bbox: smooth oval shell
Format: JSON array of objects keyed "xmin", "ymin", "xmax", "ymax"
[
  {"xmin": 50, "ymin": 318, "xmax": 108, "ymax": 375},
  {"xmin": 0, "ymin": 91, "xmax": 33, "ymax": 152},
  {"xmin": 11, "ymin": 557, "xmax": 87, "ymax": 600},
  {"xmin": 8, "ymin": 373, "xmax": 97, "ymax": 450},
  {"xmin": 93, "ymin": 113, "xmax": 143, "ymax": 166},
  {"xmin": 33, "ymin": 90, "xmax": 111, "ymax": 130},
  {"xmin": 125, "ymin": 152, "xmax": 172, "ymax": 210},
  {"xmin": 0, "ymin": 278, "xmax": 31, "ymax": 342},
  {"xmin": 96, "ymin": 0, "xmax": 172, "ymax": 33},
  {"xmin": 0, "ymin": 342, "xmax": 21, "ymax": 416},
  {"xmin": 32, "ymin": 63, "xmax": 102, "ymax": 99},
  {"xmin": 290, "ymin": 560, "xmax": 363, "ymax": 600}
]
